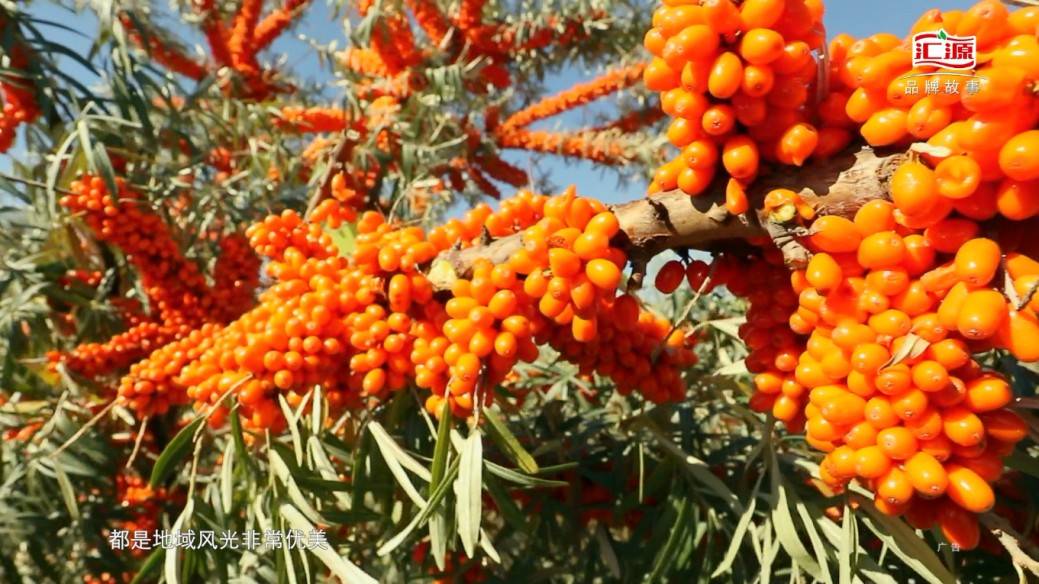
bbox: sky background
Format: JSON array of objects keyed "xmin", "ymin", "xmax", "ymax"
[{"xmin": 13, "ymin": 0, "xmax": 981, "ymax": 205}]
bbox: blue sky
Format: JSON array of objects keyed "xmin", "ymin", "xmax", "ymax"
[{"xmin": 14, "ymin": 0, "xmax": 981, "ymax": 204}]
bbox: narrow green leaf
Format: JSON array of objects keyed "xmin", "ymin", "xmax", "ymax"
[
  {"xmin": 485, "ymin": 460, "xmax": 568, "ymax": 488},
  {"xmin": 368, "ymin": 422, "xmax": 429, "ymax": 506},
  {"xmin": 165, "ymin": 500, "xmax": 194, "ymax": 584},
  {"xmin": 92, "ymin": 142, "xmax": 119, "ymax": 202},
  {"xmin": 839, "ymin": 503, "xmax": 857, "ymax": 584},
  {"xmin": 127, "ymin": 547, "xmax": 163, "ymax": 584},
  {"xmin": 647, "ymin": 499, "xmax": 691, "ymax": 583},
  {"xmin": 281, "ymin": 504, "xmax": 378, "ymax": 584},
  {"xmin": 220, "ymin": 438, "xmax": 235, "ymax": 515},
  {"xmin": 483, "ymin": 406, "xmax": 538, "ymax": 474},
  {"xmin": 369, "ymin": 421, "xmax": 433, "ymax": 480},
  {"xmin": 269, "ymin": 448, "xmax": 323, "ymax": 525},
  {"xmin": 54, "ymin": 463, "xmax": 80, "ymax": 520},
  {"xmin": 794, "ymin": 498, "xmax": 834, "ymax": 584},
  {"xmin": 816, "ymin": 510, "xmax": 897, "ymax": 584},
  {"xmin": 712, "ymin": 474, "xmax": 762, "ymax": 578},
  {"xmin": 771, "ymin": 474, "xmax": 823, "ymax": 579},
  {"xmin": 641, "ymin": 418, "xmax": 742, "ymax": 512},
  {"xmin": 311, "ymin": 386, "xmax": 323, "ymax": 436},
  {"xmin": 149, "ymin": 417, "xmax": 204, "ymax": 487},
  {"xmin": 855, "ymin": 496, "xmax": 956, "ymax": 584},
  {"xmin": 278, "ymin": 394, "xmax": 304, "ymax": 464},
  {"xmin": 484, "ymin": 472, "xmax": 527, "ymax": 533},
  {"xmin": 455, "ymin": 429, "xmax": 483, "ymax": 559},
  {"xmin": 429, "ymin": 400, "xmax": 453, "ymax": 490},
  {"xmin": 479, "ymin": 528, "xmax": 501, "ymax": 564},
  {"xmin": 428, "ymin": 399, "xmax": 452, "ymax": 570},
  {"xmin": 378, "ymin": 459, "xmax": 460, "ymax": 556}
]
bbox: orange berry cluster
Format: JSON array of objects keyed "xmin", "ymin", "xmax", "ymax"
[
  {"xmin": 833, "ymin": 2, "xmax": 1039, "ymax": 225},
  {"xmin": 117, "ymin": 324, "xmax": 223, "ymax": 417},
  {"xmin": 54, "ymin": 319, "xmax": 179, "ymax": 381},
  {"xmin": 52, "ymin": 176, "xmax": 258, "ymax": 395},
  {"xmin": 782, "ymin": 200, "xmax": 1028, "ymax": 550},
  {"xmin": 58, "ymin": 269, "xmax": 103, "ymax": 289},
  {"xmin": 112, "ymin": 473, "xmax": 180, "ymax": 558},
  {"xmin": 106, "ymin": 185, "xmax": 696, "ymax": 428},
  {"xmin": 209, "ymin": 233, "xmax": 262, "ymax": 323},
  {"xmin": 654, "ymin": 246, "xmax": 810, "ymax": 426},
  {"xmin": 60, "ymin": 176, "xmax": 215, "ymax": 327},
  {"xmin": 733, "ymin": 250, "xmax": 812, "ymax": 428},
  {"xmin": 274, "ymin": 106, "xmax": 356, "ymax": 134},
  {"xmin": 173, "ymin": 204, "xmax": 372, "ymax": 430},
  {"xmin": 120, "ymin": 0, "xmax": 307, "ymax": 100},
  {"xmin": 420, "ymin": 187, "xmax": 690, "ymax": 415},
  {"xmin": 0, "ymin": 34, "xmax": 40, "ymax": 153},
  {"xmin": 644, "ymin": 0, "xmax": 834, "ymax": 210},
  {"xmin": 639, "ymin": 0, "xmax": 1039, "ymax": 550}
]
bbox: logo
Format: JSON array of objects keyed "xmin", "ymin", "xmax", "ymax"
[{"xmin": 912, "ymin": 29, "xmax": 976, "ymax": 70}]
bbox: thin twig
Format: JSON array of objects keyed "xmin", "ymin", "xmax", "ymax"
[
  {"xmin": 305, "ymin": 130, "xmax": 353, "ymax": 219},
  {"xmin": 124, "ymin": 415, "xmax": 149, "ymax": 469},
  {"xmin": 410, "ymin": 386, "xmax": 437, "ymax": 437},
  {"xmin": 1014, "ymin": 397, "xmax": 1039, "ymax": 410},
  {"xmin": 0, "ymin": 173, "xmax": 77, "ymax": 197},
  {"xmin": 980, "ymin": 513, "xmax": 1039, "ymax": 578},
  {"xmin": 48, "ymin": 399, "xmax": 117, "ymax": 458}
]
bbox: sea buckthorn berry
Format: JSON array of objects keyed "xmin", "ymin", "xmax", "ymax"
[
  {"xmin": 857, "ymin": 231, "xmax": 905, "ymax": 269},
  {"xmin": 963, "ymin": 375, "xmax": 1012, "ymax": 412},
  {"xmin": 945, "ymin": 464, "xmax": 995, "ymax": 513},
  {"xmin": 956, "ymin": 289, "xmax": 1008, "ymax": 340},
  {"xmin": 877, "ymin": 426, "xmax": 918, "ymax": 460},
  {"xmin": 934, "ymin": 156, "xmax": 981, "ymax": 200},
  {"xmin": 708, "ymin": 52, "xmax": 743, "ymax": 99},
  {"xmin": 877, "ymin": 467, "xmax": 914, "ymax": 505},
  {"xmin": 855, "ymin": 445, "xmax": 892, "ymax": 479},
  {"xmin": 806, "ymin": 253, "xmax": 842, "ymax": 292},
  {"xmin": 910, "ymin": 360, "xmax": 949, "ymax": 393},
  {"xmin": 739, "ymin": 28, "xmax": 786, "ymax": 65},
  {"xmin": 891, "ymin": 161, "xmax": 939, "ymax": 217},
  {"xmin": 999, "ymin": 130, "xmax": 1039, "ymax": 181},
  {"xmin": 905, "ymin": 451, "xmax": 948, "ymax": 498},
  {"xmin": 998, "ymin": 309, "xmax": 1039, "ymax": 361},
  {"xmin": 655, "ymin": 260, "xmax": 685, "ymax": 294},
  {"xmin": 943, "ymin": 406, "xmax": 986, "ymax": 447},
  {"xmin": 809, "ymin": 216, "xmax": 860, "ymax": 253},
  {"xmin": 954, "ymin": 238, "xmax": 1001, "ymax": 287}
]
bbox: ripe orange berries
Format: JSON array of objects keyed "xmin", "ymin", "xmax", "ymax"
[
  {"xmin": 999, "ymin": 130, "xmax": 1039, "ymax": 181},
  {"xmin": 645, "ymin": 0, "xmax": 826, "ymax": 198},
  {"xmin": 655, "ymin": 260, "xmax": 685, "ymax": 294},
  {"xmin": 891, "ymin": 161, "xmax": 939, "ymax": 217},
  {"xmin": 953, "ymin": 238, "xmax": 1001, "ymax": 286}
]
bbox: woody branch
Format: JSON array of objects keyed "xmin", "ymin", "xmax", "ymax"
[{"xmin": 426, "ymin": 147, "xmax": 908, "ymax": 291}]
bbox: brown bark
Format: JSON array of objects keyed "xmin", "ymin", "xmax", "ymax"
[{"xmin": 427, "ymin": 146, "xmax": 908, "ymax": 290}]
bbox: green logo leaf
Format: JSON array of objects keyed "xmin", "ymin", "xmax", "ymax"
[{"xmin": 938, "ymin": 29, "xmax": 948, "ymax": 41}]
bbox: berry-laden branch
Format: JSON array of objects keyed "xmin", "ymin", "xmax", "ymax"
[{"xmin": 428, "ymin": 146, "xmax": 907, "ymax": 291}]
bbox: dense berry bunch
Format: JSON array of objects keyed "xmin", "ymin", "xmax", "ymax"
[
  {"xmin": 50, "ymin": 176, "xmax": 259, "ymax": 410},
  {"xmin": 60, "ymin": 176, "xmax": 216, "ymax": 327},
  {"xmin": 0, "ymin": 25, "xmax": 40, "ymax": 153},
  {"xmin": 644, "ymin": 0, "xmax": 834, "ymax": 209},
  {"xmin": 640, "ymin": 0, "xmax": 1038, "ymax": 552},
  {"xmin": 103, "ymin": 184, "xmax": 697, "ymax": 428},
  {"xmin": 798, "ymin": 210, "xmax": 1029, "ymax": 549},
  {"xmin": 655, "ymin": 246, "xmax": 808, "ymax": 425},
  {"xmin": 117, "ymin": 323, "xmax": 223, "ymax": 417},
  {"xmin": 111, "ymin": 473, "xmax": 181, "ymax": 558},
  {"xmin": 833, "ymin": 2, "xmax": 1039, "ymax": 226}
]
